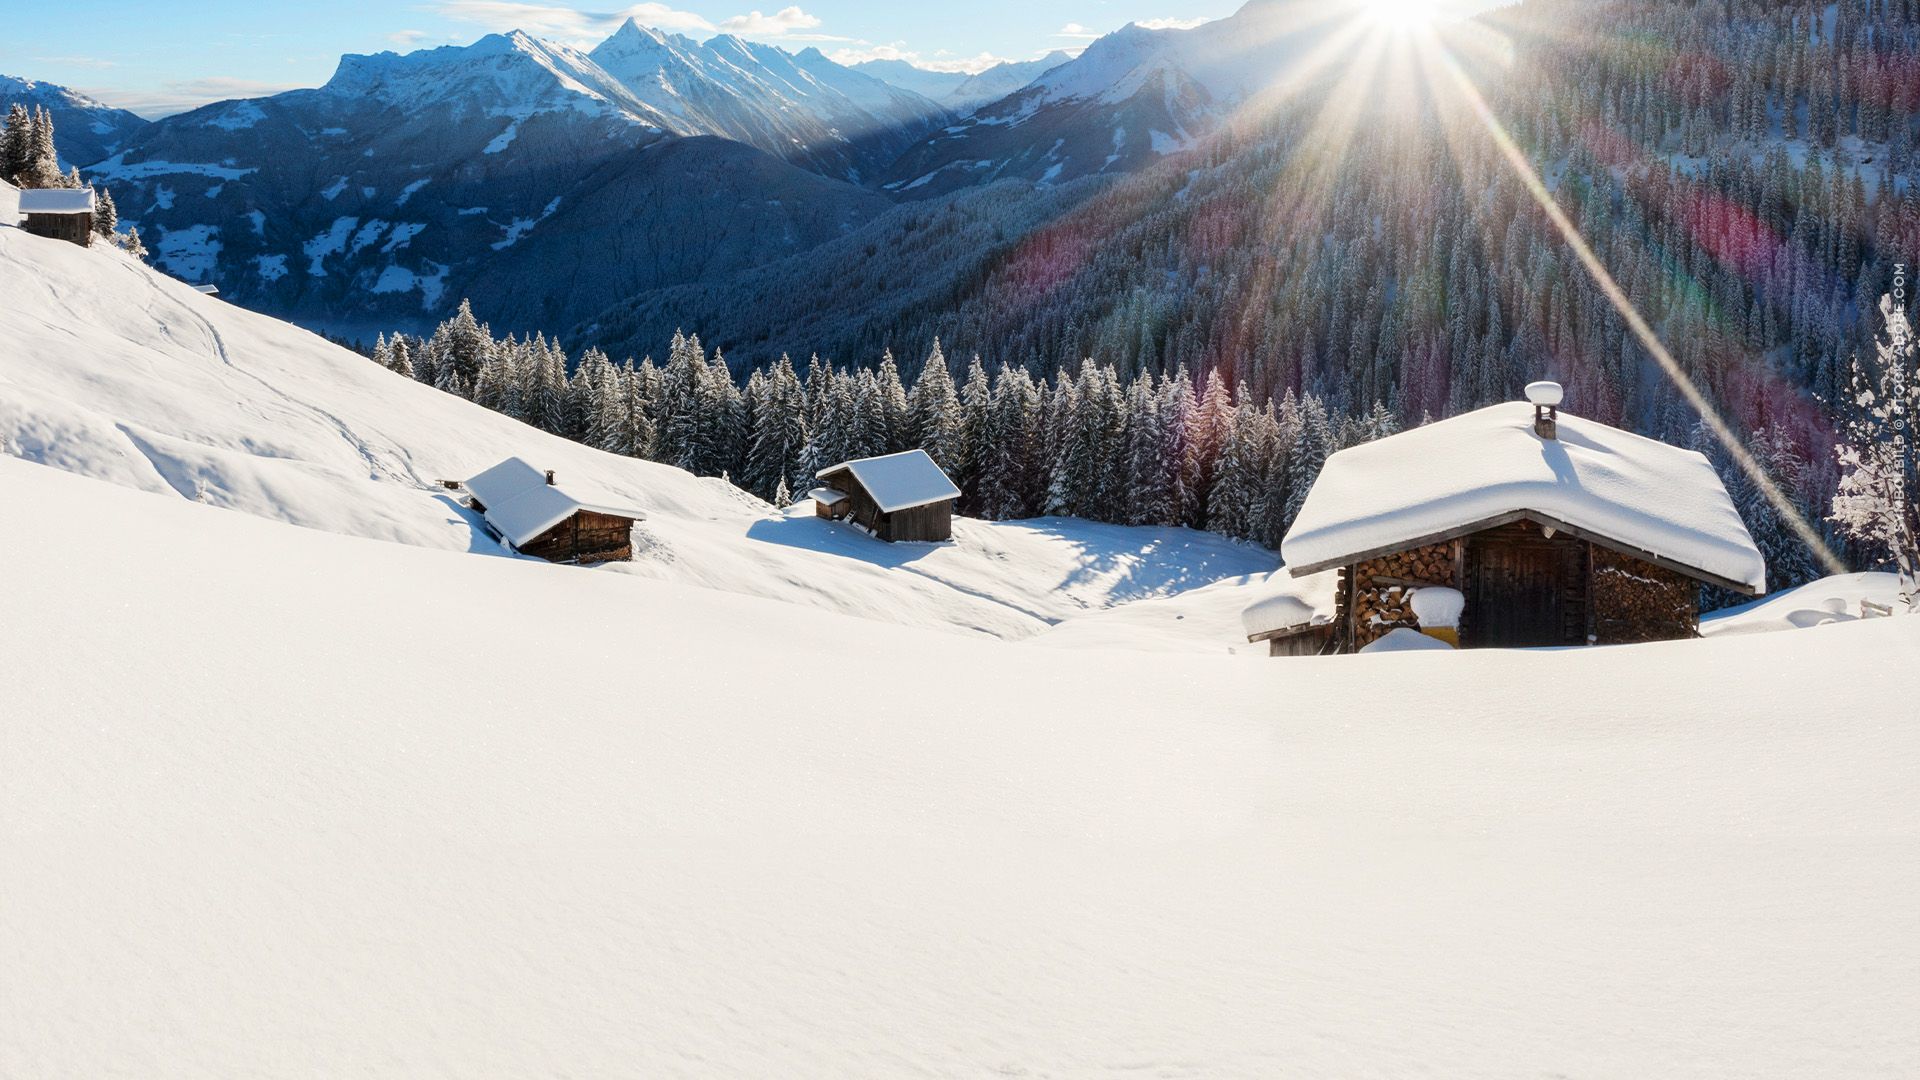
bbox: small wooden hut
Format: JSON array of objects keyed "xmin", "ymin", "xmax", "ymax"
[
  {"xmin": 18, "ymin": 187, "xmax": 96, "ymax": 247},
  {"xmin": 1266, "ymin": 383, "xmax": 1767, "ymax": 653},
  {"xmin": 812, "ymin": 450, "xmax": 961, "ymax": 542},
  {"xmin": 463, "ymin": 458, "xmax": 646, "ymax": 564}
]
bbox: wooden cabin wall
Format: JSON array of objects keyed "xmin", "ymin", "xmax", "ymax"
[
  {"xmin": 25, "ymin": 214, "xmax": 92, "ymax": 246},
  {"xmin": 522, "ymin": 510, "xmax": 636, "ymax": 564},
  {"xmin": 1349, "ymin": 542, "xmax": 1460, "ymax": 649},
  {"xmin": 879, "ymin": 501, "xmax": 952, "ymax": 542},
  {"xmin": 1591, "ymin": 548, "xmax": 1698, "ymax": 643}
]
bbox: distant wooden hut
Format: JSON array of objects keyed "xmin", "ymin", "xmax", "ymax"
[
  {"xmin": 1263, "ymin": 382, "xmax": 1767, "ymax": 653},
  {"xmin": 811, "ymin": 450, "xmax": 961, "ymax": 543},
  {"xmin": 19, "ymin": 188, "xmax": 96, "ymax": 247},
  {"xmin": 463, "ymin": 458, "xmax": 646, "ymax": 564}
]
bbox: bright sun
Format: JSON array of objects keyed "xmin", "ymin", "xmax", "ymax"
[{"xmin": 1363, "ymin": 0, "xmax": 1440, "ymax": 30}]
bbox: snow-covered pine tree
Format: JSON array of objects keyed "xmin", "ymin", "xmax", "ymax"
[
  {"xmin": 388, "ymin": 336, "xmax": 415, "ymax": 379},
  {"xmin": 956, "ymin": 354, "xmax": 995, "ymax": 511},
  {"xmin": 612, "ymin": 364, "xmax": 657, "ymax": 459},
  {"xmin": 435, "ymin": 300, "xmax": 492, "ymax": 390},
  {"xmin": 0, "ymin": 104, "xmax": 29, "ymax": 185},
  {"xmin": 1831, "ymin": 295, "xmax": 1918, "ymax": 608},
  {"xmin": 92, "ymin": 188, "xmax": 117, "ymax": 238},
  {"xmin": 1159, "ymin": 369, "xmax": 1197, "ymax": 525},
  {"xmin": 743, "ymin": 354, "xmax": 809, "ymax": 502},
  {"xmin": 1283, "ymin": 394, "xmax": 1334, "ymax": 531},
  {"xmin": 21, "ymin": 107, "xmax": 61, "ymax": 188},
  {"xmin": 850, "ymin": 369, "xmax": 888, "ymax": 461},
  {"xmin": 873, "ymin": 349, "xmax": 912, "ymax": 454},
  {"xmin": 981, "ymin": 367, "xmax": 1042, "ymax": 520},
  {"xmin": 908, "ymin": 340, "xmax": 963, "ymax": 471},
  {"xmin": 1124, "ymin": 376, "xmax": 1175, "ymax": 527},
  {"xmin": 654, "ymin": 332, "xmax": 701, "ymax": 470},
  {"xmin": 697, "ymin": 348, "xmax": 746, "ymax": 478},
  {"xmin": 1182, "ymin": 370, "xmax": 1236, "ymax": 527}
]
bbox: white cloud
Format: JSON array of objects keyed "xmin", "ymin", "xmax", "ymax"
[
  {"xmin": 30, "ymin": 56, "xmax": 119, "ymax": 70},
  {"xmin": 825, "ymin": 44, "xmax": 1012, "ymax": 75},
  {"xmin": 84, "ymin": 77, "xmax": 304, "ymax": 120},
  {"xmin": 432, "ymin": 2, "xmax": 833, "ymax": 46},
  {"xmin": 387, "ymin": 29, "xmax": 432, "ymax": 47},
  {"xmin": 1134, "ymin": 16, "xmax": 1211, "ymax": 30},
  {"xmin": 1054, "ymin": 22, "xmax": 1101, "ymax": 40},
  {"xmin": 717, "ymin": 7, "xmax": 819, "ymax": 36}
]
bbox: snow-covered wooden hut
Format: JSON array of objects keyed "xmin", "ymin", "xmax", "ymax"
[
  {"xmin": 1269, "ymin": 383, "xmax": 1767, "ymax": 652},
  {"xmin": 18, "ymin": 188, "xmax": 95, "ymax": 247},
  {"xmin": 812, "ymin": 450, "xmax": 961, "ymax": 542},
  {"xmin": 463, "ymin": 458, "xmax": 646, "ymax": 564}
]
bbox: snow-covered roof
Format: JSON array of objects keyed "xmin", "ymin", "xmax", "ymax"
[
  {"xmin": 465, "ymin": 457, "xmax": 645, "ymax": 548},
  {"xmin": 808, "ymin": 487, "xmax": 848, "ymax": 507},
  {"xmin": 18, "ymin": 188, "xmax": 96, "ymax": 215},
  {"xmin": 816, "ymin": 450, "xmax": 961, "ymax": 513},
  {"xmin": 1241, "ymin": 567, "xmax": 1339, "ymax": 639},
  {"xmin": 1281, "ymin": 402, "xmax": 1766, "ymax": 594}
]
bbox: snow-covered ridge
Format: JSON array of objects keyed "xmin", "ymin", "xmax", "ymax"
[{"xmin": 0, "ymin": 222, "xmax": 1270, "ymax": 640}]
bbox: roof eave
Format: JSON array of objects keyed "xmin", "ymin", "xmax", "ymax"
[{"xmin": 1285, "ymin": 508, "xmax": 1763, "ymax": 596}]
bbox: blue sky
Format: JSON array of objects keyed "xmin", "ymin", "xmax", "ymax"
[{"xmin": 2, "ymin": 0, "xmax": 1254, "ymax": 117}]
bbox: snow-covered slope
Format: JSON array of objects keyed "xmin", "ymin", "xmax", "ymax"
[
  {"xmin": 4, "ymin": 453, "xmax": 1916, "ymax": 1077},
  {"xmin": 0, "ymin": 73, "xmax": 149, "ymax": 165},
  {"xmin": 0, "ymin": 223, "xmax": 1268, "ymax": 638}
]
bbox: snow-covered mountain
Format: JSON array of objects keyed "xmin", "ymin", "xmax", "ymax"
[
  {"xmin": 852, "ymin": 51, "xmax": 1076, "ymax": 114},
  {"xmin": 82, "ymin": 28, "xmax": 900, "ymax": 336},
  {"xmin": 882, "ymin": 2, "xmax": 1341, "ymax": 196},
  {"xmin": 589, "ymin": 21, "xmax": 952, "ymax": 182},
  {"xmin": 0, "ymin": 73, "xmax": 148, "ymax": 166},
  {"xmin": 944, "ymin": 52, "xmax": 1078, "ymax": 112}
]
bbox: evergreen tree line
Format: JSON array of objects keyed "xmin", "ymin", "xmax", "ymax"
[
  {"xmin": 2, "ymin": 104, "xmax": 145, "ymax": 256},
  {"xmin": 374, "ymin": 301, "xmax": 1411, "ymax": 552}
]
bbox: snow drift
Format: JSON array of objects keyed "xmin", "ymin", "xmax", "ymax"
[{"xmin": 3, "ymin": 456, "xmax": 1917, "ymax": 1077}]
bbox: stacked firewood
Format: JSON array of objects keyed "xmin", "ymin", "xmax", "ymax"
[
  {"xmin": 1350, "ymin": 544, "xmax": 1459, "ymax": 647},
  {"xmin": 1592, "ymin": 550, "xmax": 1695, "ymax": 642}
]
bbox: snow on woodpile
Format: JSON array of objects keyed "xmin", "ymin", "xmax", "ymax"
[
  {"xmin": 464, "ymin": 456, "xmax": 644, "ymax": 547},
  {"xmin": 1240, "ymin": 566, "xmax": 1338, "ymax": 637},
  {"xmin": 1409, "ymin": 586, "xmax": 1465, "ymax": 630},
  {"xmin": 819, "ymin": 449, "xmax": 961, "ymax": 512},
  {"xmin": 1359, "ymin": 626, "xmax": 1454, "ymax": 653},
  {"xmin": 1282, "ymin": 402, "xmax": 1767, "ymax": 593},
  {"xmin": 0, "ymin": 178, "xmax": 18, "ymax": 222}
]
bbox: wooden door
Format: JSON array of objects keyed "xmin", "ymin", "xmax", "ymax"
[{"xmin": 1466, "ymin": 533, "xmax": 1570, "ymax": 648}]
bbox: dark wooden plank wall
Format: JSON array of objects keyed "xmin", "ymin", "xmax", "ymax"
[
  {"xmin": 25, "ymin": 213, "xmax": 92, "ymax": 246},
  {"xmin": 522, "ymin": 510, "xmax": 636, "ymax": 564}
]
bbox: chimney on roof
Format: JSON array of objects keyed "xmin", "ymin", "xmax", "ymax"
[
  {"xmin": 1526, "ymin": 381, "xmax": 1564, "ymax": 440},
  {"xmin": 545, "ymin": 470, "xmax": 556, "ymax": 485}
]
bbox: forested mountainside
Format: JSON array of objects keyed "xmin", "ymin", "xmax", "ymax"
[{"xmin": 586, "ymin": 0, "xmax": 1918, "ymax": 448}]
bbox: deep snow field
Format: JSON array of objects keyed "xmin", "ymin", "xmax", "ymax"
[{"xmin": 4, "ymin": 184, "xmax": 1919, "ymax": 1077}]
